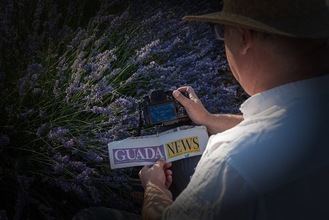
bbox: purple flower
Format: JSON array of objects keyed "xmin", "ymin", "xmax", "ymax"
[
  {"xmin": 68, "ymin": 161, "xmax": 87, "ymax": 172},
  {"xmin": 48, "ymin": 127, "xmax": 69, "ymax": 142},
  {"xmin": 53, "ymin": 80, "xmax": 60, "ymax": 97},
  {"xmin": 63, "ymin": 139, "xmax": 75, "ymax": 148},
  {"xmin": 19, "ymin": 109, "xmax": 35, "ymax": 120},
  {"xmin": 53, "ymin": 153, "xmax": 70, "ymax": 164},
  {"xmin": 76, "ymin": 168, "xmax": 94, "ymax": 185},
  {"xmin": 18, "ymin": 77, "xmax": 30, "ymax": 97},
  {"xmin": 70, "ymin": 29, "xmax": 87, "ymax": 48},
  {"xmin": 141, "ymin": 11, "xmax": 163, "ymax": 26},
  {"xmin": 112, "ymin": 97, "xmax": 135, "ymax": 110},
  {"xmin": 136, "ymin": 39, "xmax": 160, "ymax": 63},
  {"xmin": 85, "ymin": 49, "xmax": 117, "ymax": 81},
  {"xmin": 85, "ymin": 151, "xmax": 103, "ymax": 163},
  {"xmin": 110, "ymin": 10, "xmax": 129, "ymax": 28},
  {"xmin": 90, "ymin": 106, "xmax": 112, "ymax": 115},
  {"xmin": 36, "ymin": 123, "xmax": 49, "ymax": 137},
  {"xmin": 53, "ymin": 162, "xmax": 65, "ymax": 174}
]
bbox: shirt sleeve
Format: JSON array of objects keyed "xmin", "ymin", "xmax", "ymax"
[{"xmin": 162, "ymin": 159, "xmax": 257, "ymax": 220}]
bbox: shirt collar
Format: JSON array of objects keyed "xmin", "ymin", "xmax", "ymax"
[{"xmin": 240, "ymin": 74, "xmax": 329, "ymax": 117}]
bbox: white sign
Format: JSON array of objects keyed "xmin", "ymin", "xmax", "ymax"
[{"xmin": 108, "ymin": 126, "xmax": 209, "ymax": 169}]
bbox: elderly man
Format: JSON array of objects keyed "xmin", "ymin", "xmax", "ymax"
[{"xmin": 139, "ymin": 0, "xmax": 329, "ymax": 220}]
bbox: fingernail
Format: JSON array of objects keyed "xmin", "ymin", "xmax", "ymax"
[{"xmin": 173, "ymin": 90, "xmax": 179, "ymax": 97}]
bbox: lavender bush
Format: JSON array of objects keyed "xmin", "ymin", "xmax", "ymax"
[{"xmin": 0, "ymin": 0, "xmax": 247, "ymax": 219}]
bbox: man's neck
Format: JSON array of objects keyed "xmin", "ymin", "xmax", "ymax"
[
  {"xmin": 251, "ymin": 72, "xmax": 328, "ymax": 95},
  {"xmin": 248, "ymin": 58, "xmax": 329, "ymax": 95}
]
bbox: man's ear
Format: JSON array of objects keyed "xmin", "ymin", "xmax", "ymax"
[{"xmin": 237, "ymin": 28, "xmax": 253, "ymax": 55}]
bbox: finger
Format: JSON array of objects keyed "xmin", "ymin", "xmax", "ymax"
[
  {"xmin": 178, "ymin": 86, "xmax": 199, "ymax": 100},
  {"xmin": 138, "ymin": 165, "xmax": 148, "ymax": 177},
  {"xmin": 154, "ymin": 159, "xmax": 166, "ymax": 169},
  {"xmin": 186, "ymin": 87, "xmax": 199, "ymax": 101},
  {"xmin": 165, "ymin": 169, "xmax": 172, "ymax": 176},
  {"xmin": 173, "ymin": 90, "xmax": 192, "ymax": 107},
  {"xmin": 165, "ymin": 175, "xmax": 173, "ymax": 188},
  {"xmin": 176, "ymin": 86, "xmax": 190, "ymax": 93},
  {"xmin": 164, "ymin": 162, "xmax": 172, "ymax": 169},
  {"xmin": 139, "ymin": 166, "xmax": 149, "ymax": 188}
]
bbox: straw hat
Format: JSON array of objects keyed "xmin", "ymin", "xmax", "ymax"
[{"xmin": 183, "ymin": 0, "xmax": 329, "ymax": 39}]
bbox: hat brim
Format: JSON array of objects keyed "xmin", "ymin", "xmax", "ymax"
[{"xmin": 183, "ymin": 12, "xmax": 298, "ymax": 38}]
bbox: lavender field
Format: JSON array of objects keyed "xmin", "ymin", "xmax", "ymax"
[{"xmin": 0, "ymin": 0, "xmax": 247, "ymax": 219}]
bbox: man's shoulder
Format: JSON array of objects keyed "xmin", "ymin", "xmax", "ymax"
[{"xmin": 207, "ymin": 107, "xmax": 328, "ymax": 193}]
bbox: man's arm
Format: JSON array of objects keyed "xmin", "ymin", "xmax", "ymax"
[
  {"xmin": 203, "ymin": 113, "xmax": 243, "ymax": 134},
  {"xmin": 173, "ymin": 86, "xmax": 243, "ymax": 134},
  {"xmin": 142, "ymin": 183, "xmax": 172, "ymax": 220},
  {"xmin": 139, "ymin": 161, "xmax": 173, "ymax": 220}
]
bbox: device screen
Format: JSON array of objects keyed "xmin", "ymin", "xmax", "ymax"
[{"xmin": 149, "ymin": 103, "xmax": 176, "ymax": 124}]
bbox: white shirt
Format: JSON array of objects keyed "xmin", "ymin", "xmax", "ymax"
[{"xmin": 163, "ymin": 74, "xmax": 329, "ymax": 220}]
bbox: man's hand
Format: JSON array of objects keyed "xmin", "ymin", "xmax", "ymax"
[
  {"xmin": 173, "ymin": 86, "xmax": 244, "ymax": 134},
  {"xmin": 139, "ymin": 160, "xmax": 173, "ymax": 220},
  {"xmin": 173, "ymin": 86, "xmax": 210, "ymax": 125},
  {"xmin": 139, "ymin": 160, "xmax": 173, "ymax": 189}
]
